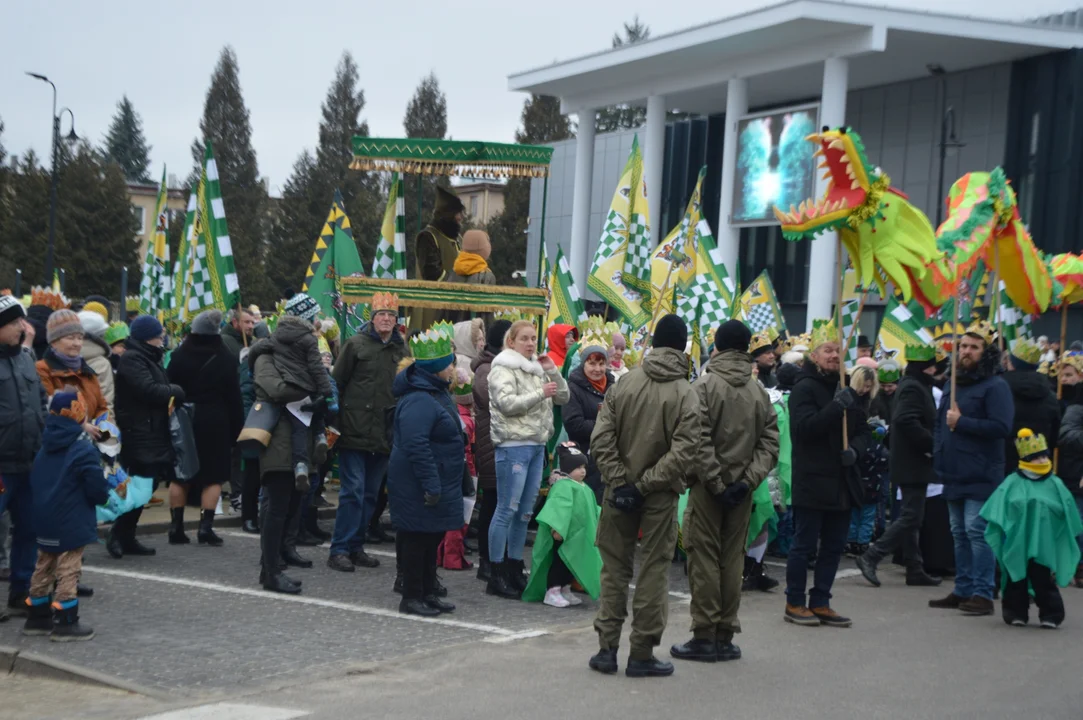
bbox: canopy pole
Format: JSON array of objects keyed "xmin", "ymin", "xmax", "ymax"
[
  {"xmin": 537, "ymin": 175, "xmax": 549, "ymax": 288},
  {"xmin": 836, "ymin": 236, "xmax": 848, "ymax": 450},
  {"xmin": 416, "ymin": 175, "xmax": 424, "ymax": 240}
]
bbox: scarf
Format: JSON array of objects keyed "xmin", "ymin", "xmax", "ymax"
[
  {"xmin": 1020, "ymin": 460, "xmax": 1053, "ymax": 478},
  {"xmin": 50, "ymin": 347, "xmax": 83, "ymax": 371},
  {"xmin": 453, "ymin": 251, "xmax": 489, "ymax": 277},
  {"xmin": 588, "ymin": 374, "xmax": 608, "ymax": 395}
]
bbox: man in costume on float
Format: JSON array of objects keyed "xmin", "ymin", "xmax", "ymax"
[{"xmin": 411, "ymin": 186, "xmax": 465, "ymax": 331}]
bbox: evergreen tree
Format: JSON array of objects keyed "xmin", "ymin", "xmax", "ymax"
[
  {"xmin": 0, "ymin": 118, "xmax": 15, "ymax": 290},
  {"xmin": 266, "ymin": 51, "xmax": 382, "ymax": 295},
  {"xmin": 191, "ymin": 47, "xmax": 272, "ymax": 306},
  {"xmin": 3, "ymin": 151, "xmax": 50, "ymax": 290},
  {"xmin": 403, "ymin": 72, "xmax": 450, "ymax": 274},
  {"xmin": 103, "ymin": 96, "xmax": 152, "ymax": 183},
  {"xmin": 596, "ymin": 18, "xmax": 651, "ymax": 133}
]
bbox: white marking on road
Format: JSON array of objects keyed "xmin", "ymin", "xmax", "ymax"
[
  {"xmin": 483, "ymin": 629, "xmax": 550, "ymax": 644},
  {"xmin": 135, "ymin": 702, "xmax": 309, "ymax": 720},
  {"xmin": 83, "ymin": 565, "xmax": 546, "ymax": 639},
  {"xmin": 221, "ymin": 531, "xmax": 398, "ymax": 558}
]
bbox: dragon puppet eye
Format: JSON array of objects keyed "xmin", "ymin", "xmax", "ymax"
[
  {"xmin": 839, "ymin": 127, "xmax": 848, "ymax": 134},
  {"xmin": 822, "ymin": 125, "xmax": 830, "ymax": 133}
]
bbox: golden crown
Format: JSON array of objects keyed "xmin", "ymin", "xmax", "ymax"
[
  {"xmin": 1038, "ymin": 361, "xmax": 1053, "ymax": 376},
  {"xmin": 810, "ymin": 318, "xmax": 839, "ymax": 349},
  {"xmin": 750, "ymin": 331, "xmax": 774, "ymax": 355},
  {"xmin": 1060, "ymin": 351, "xmax": 1083, "ymax": 374},
  {"xmin": 371, "ymin": 291, "xmax": 400, "ymax": 314},
  {"xmin": 1010, "ymin": 337, "xmax": 1042, "ymax": 365},
  {"xmin": 1015, "ymin": 428, "xmax": 1048, "ymax": 460},
  {"xmin": 964, "ymin": 319, "xmax": 997, "ymax": 345}
]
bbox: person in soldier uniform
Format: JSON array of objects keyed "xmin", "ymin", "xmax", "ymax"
[{"xmin": 411, "ymin": 186, "xmax": 465, "ymax": 331}]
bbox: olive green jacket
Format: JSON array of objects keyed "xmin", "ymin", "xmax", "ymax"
[{"xmin": 332, "ymin": 322, "xmax": 408, "ymax": 455}]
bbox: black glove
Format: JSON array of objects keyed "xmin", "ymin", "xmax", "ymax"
[
  {"xmin": 833, "ymin": 387, "xmax": 858, "ymax": 410},
  {"xmin": 424, "ymin": 492, "xmax": 441, "ymax": 507},
  {"xmin": 718, "ymin": 480, "xmax": 751, "ymax": 507},
  {"xmin": 608, "ymin": 484, "xmax": 644, "ymax": 513},
  {"xmin": 300, "ymin": 397, "xmax": 327, "ymax": 414},
  {"xmin": 840, "ymin": 448, "xmax": 857, "ymax": 467}
]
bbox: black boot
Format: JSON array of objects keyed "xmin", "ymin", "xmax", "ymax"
[
  {"xmin": 670, "ymin": 638, "xmax": 717, "ymax": 663},
  {"xmin": 105, "ymin": 527, "xmax": 124, "ymax": 559},
  {"xmin": 198, "ymin": 509, "xmax": 223, "ymax": 546},
  {"xmin": 856, "ymin": 552, "xmax": 881, "ymax": 587},
  {"xmin": 21, "ymin": 599, "xmax": 53, "ymax": 636},
  {"xmin": 242, "ymin": 519, "xmax": 260, "ymax": 534},
  {"xmin": 282, "ymin": 547, "xmax": 313, "ymax": 568},
  {"xmin": 505, "ymin": 559, "xmax": 528, "ymax": 592},
  {"xmin": 906, "ymin": 568, "xmax": 943, "ymax": 587},
  {"xmin": 747, "ymin": 559, "xmax": 779, "ymax": 592},
  {"xmin": 589, "ymin": 648, "xmax": 618, "ymax": 674},
  {"xmin": 122, "ymin": 536, "xmax": 157, "ymax": 556},
  {"xmin": 399, "ymin": 597, "xmax": 440, "ymax": 617},
  {"xmin": 476, "ymin": 556, "xmax": 492, "ymax": 582},
  {"xmin": 485, "ymin": 562, "xmax": 521, "ymax": 599},
  {"xmin": 6, "ymin": 589, "xmax": 28, "ymax": 617},
  {"xmin": 626, "ymin": 656, "xmax": 674, "ymax": 678},
  {"xmin": 50, "ymin": 602, "xmax": 94, "ymax": 642},
  {"xmin": 168, "ymin": 507, "xmax": 190, "ymax": 545},
  {"xmin": 295, "ymin": 527, "xmax": 322, "ymax": 546},
  {"xmin": 432, "ymin": 574, "xmax": 448, "ymax": 598}
]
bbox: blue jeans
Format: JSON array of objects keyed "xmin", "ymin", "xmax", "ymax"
[
  {"xmin": 785, "ymin": 507, "xmax": 850, "ymax": 609},
  {"xmin": 0, "ymin": 473, "xmax": 36, "ymax": 595},
  {"xmin": 488, "ymin": 445, "xmax": 545, "ymax": 562},
  {"xmin": 330, "ymin": 450, "xmax": 388, "ymax": 557},
  {"xmin": 947, "ymin": 498, "xmax": 995, "ymax": 601},
  {"xmin": 848, "ymin": 504, "xmax": 877, "ymax": 544}
]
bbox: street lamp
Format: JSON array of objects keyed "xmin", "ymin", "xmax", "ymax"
[
  {"xmin": 935, "ymin": 106, "xmax": 965, "ymax": 229},
  {"xmin": 26, "ymin": 72, "xmax": 78, "ymax": 284}
]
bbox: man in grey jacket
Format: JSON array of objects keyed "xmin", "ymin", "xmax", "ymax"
[{"xmin": 0, "ymin": 296, "xmax": 48, "ymax": 617}]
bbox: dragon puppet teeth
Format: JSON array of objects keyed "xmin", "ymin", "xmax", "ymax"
[
  {"xmin": 851, "ymin": 178, "xmax": 861, "ymax": 190},
  {"xmin": 828, "ymin": 138, "xmax": 845, "ymax": 150}
]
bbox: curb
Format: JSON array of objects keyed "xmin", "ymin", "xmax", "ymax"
[
  {"xmin": 96, "ymin": 505, "xmax": 340, "ymax": 540},
  {"xmin": 0, "ymin": 644, "xmax": 171, "ymax": 699}
]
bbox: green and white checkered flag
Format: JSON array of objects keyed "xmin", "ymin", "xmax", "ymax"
[
  {"xmin": 838, "ymin": 298, "xmax": 860, "ymax": 366},
  {"xmin": 373, "ymin": 172, "xmax": 407, "ymax": 279},
  {"xmin": 171, "ymin": 187, "xmax": 198, "ymax": 323},
  {"xmin": 677, "ymin": 271, "xmax": 730, "ymax": 349},
  {"xmin": 180, "ymin": 141, "xmax": 240, "ymax": 319},
  {"xmin": 139, "ymin": 167, "xmax": 172, "ymax": 321},
  {"xmin": 545, "ymin": 245, "xmax": 588, "ymax": 335},
  {"xmin": 992, "ymin": 280, "xmax": 1033, "ymax": 342}
]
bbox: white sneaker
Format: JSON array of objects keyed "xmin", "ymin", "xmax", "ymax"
[
  {"xmin": 543, "ymin": 587, "xmax": 570, "ymax": 608},
  {"xmin": 561, "ymin": 585, "xmax": 583, "ymax": 605}
]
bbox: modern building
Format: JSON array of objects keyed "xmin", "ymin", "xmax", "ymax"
[
  {"xmin": 127, "ymin": 179, "xmax": 187, "ymax": 261},
  {"xmin": 510, "ymin": 1, "xmax": 1083, "ymax": 335},
  {"xmin": 454, "ymin": 179, "xmax": 506, "ymax": 224}
]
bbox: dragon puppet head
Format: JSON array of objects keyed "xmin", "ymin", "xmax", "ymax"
[{"xmin": 773, "ymin": 126, "xmax": 939, "ymax": 305}]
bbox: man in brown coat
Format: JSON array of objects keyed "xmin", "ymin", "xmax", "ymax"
[{"xmin": 672, "ymin": 320, "xmax": 779, "ymax": 663}]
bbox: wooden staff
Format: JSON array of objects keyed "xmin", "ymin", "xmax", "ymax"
[
  {"xmin": 1055, "ymin": 301, "xmax": 1068, "ymax": 473},
  {"xmin": 842, "ymin": 288, "xmax": 871, "ymax": 353},
  {"xmin": 950, "ymin": 297, "xmax": 960, "ymax": 411},
  {"xmin": 992, "ymin": 245, "xmax": 1005, "ymax": 352},
  {"xmin": 836, "ymin": 236, "xmax": 849, "ymax": 450}
]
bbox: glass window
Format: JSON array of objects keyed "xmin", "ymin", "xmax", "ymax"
[
  {"xmin": 470, "ymin": 196, "xmax": 479, "ymax": 217},
  {"xmin": 131, "ymin": 205, "xmax": 145, "ymax": 234}
]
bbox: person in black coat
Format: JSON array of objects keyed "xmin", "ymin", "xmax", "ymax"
[
  {"xmin": 857, "ymin": 348, "xmax": 942, "ymax": 587},
  {"xmin": 166, "ymin": 310, "xmax": 243, "ymax": 547},
  {"xmin": 109, "ymin": 316, "xmax": 184, "ymax": 558},
  {"xmin": 1003, "ymin": 340, "xmax": 1061, "ymax": 470},
  {"xmin": 471, "ymin": 319, "xmax": 511, "ymax": 581},
  {"xmin": 785, "ymin": 330, "xmax": 872, "ymax": 628},
  {"xmin": 562, "ymin": 336, "xmax": 614, "ymax": 505}
]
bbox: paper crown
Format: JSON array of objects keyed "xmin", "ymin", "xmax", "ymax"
[
  {"xmin": 904, "ymin": 344, "xmax": 936, "ymax": 362},
  {"xmin": 1038, "ymin": 360, "xmax": 1053, "ymax": 376},
  {"xmin": 1060, "ymin": 351, "xmax": 1083, "ymax": 374},
  {"xmin": 1010, "ymin": 337, "xmax": 1042, "ymax": 366},
  {"xmin": 750, "ymin": 331, "xmax": 774, "ymax": 355},
  {"xmin": 578, "ymin": 315, "xmax": 606, "ymax": 336},
  {"xmin": 964, "ymin": 319, "xmax": 997, "ymax": 345},
  {"xmin": 409, "ymin": 327, "xmax": 453, "ymax": 362},
  {"xmin": 431, "ymin": 320, "xmax": 455, "ymax": 341},
  {"xmin": 623, "ymin": 346, "xmax": 642, "ymax": 367},
  {"xmin": 810, "ymin": 318, "xmax": 838, "ymax": 349},
  {"xmin": 125, "ymin": 295, "xmax": 141, "ymax": 312},
  {"xmin": 579, "ymin": 327, "xmax": 611, "ymax": 354},
  {"xmin": 877, "ymin": 360, "xmax": 901, "ymax": 383},
  {"xmin": 765, "ymin": 326, "xmax": 780, "ymax": 343},
  {"xmin": 493, "ymin": 309, "xmax": 532, "ymax": 323},
  {"xmin": 30, "ymin": 285, "xmax": 70, "ymax": 310},
  {"xmin": 778, "ymin": 332, "xmax": 810, "ymax": 355},
  {"xmin": 371, "ymin": 292, "xmax": 400, "ymax": 314},
  {"xmin": 1015, "ymin": 428, "xmax": 1049, "ymax": 460}
]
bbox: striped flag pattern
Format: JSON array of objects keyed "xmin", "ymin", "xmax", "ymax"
[
  {"xmin": 171, "ymin": 189, "xmax": 198, "ymax": 323},
  {"xmin": 545, "ymin": 244, "xmax": 588, "ymax": 332},
  {"xmin": 877, "ymin": 297, "xmax": 935, "ymax": 362},
  {"xmin": 992, "ymin": 280, "xmax": 1034, "ymax": 342},
  {"xmin": 139, "ymin": 167, "xmax": 172, "ymax": 320},
  {"xmin": 735, "ymin": 270, "xmax": 787, "ymax": 335},
  {"xmin": 373, "ymin": 172, "xmax": 407, "ymax": 279}
]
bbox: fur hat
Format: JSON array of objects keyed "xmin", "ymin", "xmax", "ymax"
[
  {"xmin": 191, "ymin": 309, "xmax": 223, "ymax": 336},
  {"xmin": 715, "ymin": 319, "xmax": 753, "ymax": 353},
  {"xmin": 462, "ymin": 230, "xmax": 492, "ymax": 260},
  {"xmin": 46, "ymin": 309, "xmax": 83, "ymax": 344},
  {"xmin": 652, "ymin": 314, "xmax": 688, "ymax": 352},
  {"xmin": 77, "ymin": 310, "xmax": 109, "ymax": 339}
]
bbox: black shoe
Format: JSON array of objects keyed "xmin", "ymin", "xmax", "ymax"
[
  {"xmin": 432, "ymin": 575, "xmax": 448, "ymax": 598},
  {"xmin": 76, "ymin": 584, "xmax": 93, "ymax": 598},
  {"xmin": 856, "ymin": 553, "xmax": 881, "ymax": 587},
  {"xmin": 282, "ymin": 548, "xmax": 313, "ymax": 568},
  {"xmin": 486, "ymin": 562, "xmax": 520, "ymax": 599},
  {"xmin": 105, "ymin": 528, "xmax": 124, "ymax": 559},
  {"xmin": 423, "ymin": 595, "xmax": 455, "ymax": 613},
  {"xmin": 505, "ymin": 558, "xmax": 528, "ymax": 592},
  {"xmin": 717, "ymin": 641, "xmax": 742, "ymax": 661},
  {"xmin": 242, "ymin": 519, "xmax": 260, "ymax": 534},
  {"xmin": 670, "ymin": 638, "xmax": 717, "ymax": 663},
  {"xmin": 259, "ymin": 569, "xmax": 302, "ymax": 587},
  {"xmin": 261, "ymin": 572, "xmax": 302, "ymax": 595},
  {"xmin": 327, "ymin": 554, "xmax": 355, "ymax": 572},
  {"xmin": 589, "ymin": 648, "xmax": 618, "ymax": 675},
  {"xmin": 399, "ymin": 598, "xmax": 441, "ymax": 617},
  {"xmin": 476, "ymin": 557, "xmax": 492, "ymax": 582},
  {"xmin": 756, "ymin": 571, "xmax": 780, "ymax": 592},
  {"xmin": 6, "ymin": 590, "xmax": 28, "ymax": 618},
  {"xmin": 197, "ymin": 509, "xmax": 223, "ymax": 546},
  {"xmin": 50, "ymin": 604, "xmax": 94, "ymax": 642},
  {"xmin": 169, "ymin": 529, "xmax": 191, "ymax": 545},
  {"xmin": 21, "ymin": 601, "xmax": 53, "ymax": 636},
  {"xmin": 393, "ymin": 572, "xmax": 403, "ymax": 595},
  {"xmin": 626, "ymin": 656, "xmax": 674, "ymax": 678},
  {"xmin": 906, "ymin": 570, "xmax": 943, "ymax": 587},
  {"xmin": 349, "ymin": 550, "xmax": 380, "ymax": 568}
]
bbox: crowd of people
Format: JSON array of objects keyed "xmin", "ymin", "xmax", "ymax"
[{"xmin": 1, "ymin": 284, "xmax": 1082, "ymax": 679}]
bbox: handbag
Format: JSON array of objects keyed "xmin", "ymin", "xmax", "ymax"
[
  {"xmin": 170, "ymin": 403, "xmax": 201, "ymax": 481},
  {"xmin": 237, "ymin": 400, "xmax": 282, "ymax": 452}
]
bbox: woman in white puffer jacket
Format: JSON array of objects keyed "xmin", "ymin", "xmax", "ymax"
[{"xmin": 485, "ymin": 320, "xmax": 569, "ymax": 598}]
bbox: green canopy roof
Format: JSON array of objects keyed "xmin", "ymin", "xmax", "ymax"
[{"xmin": 350, "ymin": 137, "xmax": 553, "ymax": 178}]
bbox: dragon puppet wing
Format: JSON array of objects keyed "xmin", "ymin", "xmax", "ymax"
[
  {"xmin": 773, "ymin": 127, "xmax": 939, "ymax": 303},
  {"xmin": 1049, "ymin": 252, "xmax": 1083, "ymax": 306}
]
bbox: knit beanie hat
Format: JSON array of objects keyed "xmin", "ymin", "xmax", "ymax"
[
  {"xmin": 0, "ymin": 295, "xmax": 26, "ymax": 329},
  {"xmin": 486, "ymin": 319, "xmax": 512, "ymax": 352},
  {"xmin": 191, "ymin": 309, "xmax": 223, "ymax": 336},
  {"xmin": 462, "ymin": 230, "xmax": 492, "ymax": 260},
  {"xmin": 714, "ymin": 319, "xmax": 752, "ymax": 352},
  {"xmin": 415, "ymin": 354, "xmax": 455, "ymax": 374},
  {"xmin": 104, "ymin": 321, "xmax": 130, "ymax": 347},
  {"xmin": 652, "ymin": 314, "xmax": 688, "ymax": 352},
  {"xmin": 130, "ymin": 315, "xmax": 164, "ymax": 342},
  {"xmin": 49, "ymin": 391, "xmax": 87, "ymax": 422},
  {"xmin": 77, "ymin": 310, "xmax": 109, "ymax": 339},
  {"xmin": 46, "ymin": 309, "xmax": 83, "ymax": 344},
  {"xmin": 776, "ymin": 363, "xmax": 801, "ymax": 391},
  {"xmin": 81, "ymin": 301, "xmax": 110, "ymax": 323},
  {"xmin": 284, "ymin": 293, "xmax": 320, "ymax": 323},
  {"xmin": 557, "ymin": 442, "xmax": 588, "ymax": 475}
]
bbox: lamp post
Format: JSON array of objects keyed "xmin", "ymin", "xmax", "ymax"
[
  {"xmin": 26, "ymin": 72, "xmax": 78, "ymax": 285},
  {"xmin": 935, "ymin": 106, "xmax": 965, "ymax": 228}
]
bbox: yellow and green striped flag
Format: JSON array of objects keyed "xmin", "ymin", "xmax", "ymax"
[
  {"xmin": 139, "ymin": 167, "xmax": 172, "ymax": 321},
  {"xmin": 373, "ymin": 172, "xmax": 407, "ymax": 279}
]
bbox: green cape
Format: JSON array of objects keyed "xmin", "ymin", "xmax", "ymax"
[
  {"xmin": 523, "ymin": 478, "xmax": 602, "ymax": 602},
  {"xmin": 774, "ymin": 396, "xmax": 792, "ymax": 507},
  {"xmin": 981, "ymin": 472, "xmax": 1083, "ymax": 589}
]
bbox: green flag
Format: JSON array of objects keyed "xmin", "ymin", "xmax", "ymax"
[
  {"xmin": 303, "ymin": 190, "xmax": 367, "ymax": 339},
  {"xmin": 544, "ymin": 244, "xmax": 588, "ymax": 333},
  {"xmin": 372, "ymin": 173, "xmax": 407, "ymax": 279},
  {"xmin": 170, "ymin": 186, "xmax": 198, "ymax": 325},
  {"xmin": 139, "ymin": 167, "xmax": 172, "ymax": 321}
]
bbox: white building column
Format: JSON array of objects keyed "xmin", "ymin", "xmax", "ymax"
[
  {"xmin": 644, "ymin": 95, "xmax": 667, "ymax": 246},
  {"xmin": 805, "ymin": 57, "xmax": 849, "ymax": 330},
  {"xmin": 569, "ymin": 108, "xmax": 597, "ymax": 288},
  {"xmin": 716, "ymin": 77, "xmax": 747, "ymax": 281}
]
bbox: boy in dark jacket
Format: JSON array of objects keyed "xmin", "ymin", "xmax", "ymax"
[
  {"xmin": 1003, "ymin": 338, "xmax": 1061, "ymax": 470},
  {"xmin": 23, "ymin": 392, "xmax": 111, "ymax": 641}
]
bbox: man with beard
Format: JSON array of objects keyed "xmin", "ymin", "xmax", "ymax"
[
  {"xmin": 929, "ymin": 321, "xmax": 1013, "ymax": 616},
  {"xmin": 784, "ymin": 319, "xmax": 872, "ymax": 628},
  {"xmin": 856, "ymin": 344, "xmax": 943, "ymax": 588},
  {"xmin": 1002, "ymin": 338, "xmax": 1060, "ymax": 470},
  {"xmin": 411, "ymin": 187, "xmax": 465, "ymax": 331},
  {"xmin": 750, "ymin": 331, "xmax": 777, "ymax": 389}
]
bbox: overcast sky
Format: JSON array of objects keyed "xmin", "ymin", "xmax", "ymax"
[{"xmin": 1, "ymin": 0, "xmax": 1076, "ymax": 196}]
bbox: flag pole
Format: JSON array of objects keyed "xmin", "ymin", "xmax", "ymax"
[
  {"xmin": 836, "ymin": 237, "xmax": 848, "ymax": 450},
  {"xmin": 950, "ymin": 297, "xmax": 960, "ymax": 411},
  {"xmin": 843, "ymin": 288, "xmax": 871, "ymax": 353},
  {"xmin": 992, "ymin": 244, "xmax": 1005, "ymax": 351},
  {"xmin": 1055, "ymin": 301, "xmax": 1068, "ymax": 472}
]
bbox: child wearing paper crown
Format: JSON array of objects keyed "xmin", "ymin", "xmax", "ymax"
[
  {"xmin": 980, "ymin": 429, "xmax": 1083, "ymax": 628},
  {"xmin": 22, "ymin": 392, "xmax": 111, "ymax": 641}
]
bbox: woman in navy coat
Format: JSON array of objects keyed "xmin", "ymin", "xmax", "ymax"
[{"xmin": 389, "ymin": 349, "xmax": 465, "ymax": 618}]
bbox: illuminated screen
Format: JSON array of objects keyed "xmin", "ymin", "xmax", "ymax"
[{"xmin": 731, "ymin": 104, "xmax": 819, "ymax": 226}]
